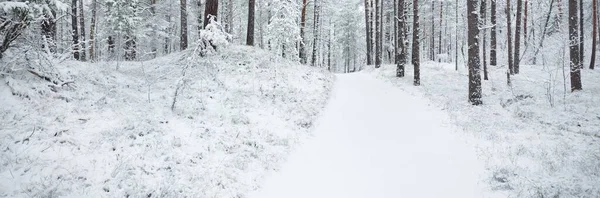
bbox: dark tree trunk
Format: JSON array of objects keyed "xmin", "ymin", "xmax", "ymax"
[
  {"xmin": 412, "ymin": 0, "xmax": 420, "ymax": 86},
  {"xmin": 181, "ymin": 0, "xmax": 188, "ymax": 50},
  {"xmin": 438, "ymin": 1, "xmax": 443, "ymax": 56},
  {"xmin": 579, "ymin": 0, "xmax": 584, "ymax": 62},
  {"xmin": 570, "ymin": 0, "xmax": 583, "ymax": 91},
  {"xmin": 204, "ymin": 0, "xmax": 219, "ymax": 28},
  {"xmin": 71, "ymin": 0, "xmax": 80, "ymax": 60},
  {"xmin": 79, "ymin": 0, "xmax": 86, "ymax": 61},
  {"xmin": 247, "ymin": 0, "xmax": 255, "ymax": 46},
  {"xmin": 507, "ymin": 0, "xmax": 514, "ymax": 74},
  {"xmin": 365, "ymin": 0, "xmax": 373, "ymax": 65},
  {"xmin": 481, "ymin": 0, "xmax": 488, "ymax": 80},
  {"xmin": 490, "ymin": 0, "xmax": 497, "ymax": 66},
  {"xmin": 514, "ymin": 0, "xmax": 522, "ymax": 74},
  {"xmin": 591, "ymin": 0, "xmax": 597, "ymax": 69},
  {"xmin": 89, "ymin": 0, "xmax": 97, "ymax": 61},
  {"xmin": 375, "ymin": 0, "xmax": 382, "ymax": 68},
  {"xmin": 41, "ymin": 8, "xmax": 57, "ymax": 54},
  {"xmin": 524, "ymin": 0, "xmax": 528, "ymax": 47},
  {"xmin": 468, "ymin": 0, "xmax": 482, "ymax": 105},
  {"xmin": 430, "ymin": 0, "xmax": 435, "ymax": 60},
  {"xmin": 300, "ymin": 0, "xmax": 308, "ymax": 64},
  {"xmin": 396, "ymin": 0, "xmax": 407, "ymax": 77}
]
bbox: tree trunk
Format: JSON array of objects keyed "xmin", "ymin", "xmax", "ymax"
[
  {"xmin": 468, "ymin": 0, "xmax": 482, "ymax": 105},
  {"xmin": 524, "ymin": 0, "xmax": 528, "ymax": 47},
  {"xmin": 514, "ymin": 0, "xmax": 522, "ymax": 74},
  {"xmin": 204, "ymin": 0, "xmax": 219, "ymax": 28},
  {"xmin": 79, "ymin": 0, "xmax": 86, "ymax": 61},
  {"xmin": 412, "ymin": 0, "xmax": 420, "ymax": 86},
  {"xmin": 490, "ymin": 0, "xmax": 497, "ymax": 66},
  {"xmin": 311, "ymin": 0, "xmax": 320, "ymax": 66},
  {"xmin": 181, "ymin": 0, "xmax": 188, "ymax": 50},
  {"xmin": 71, "ymin": 0, "xmax": 80, "ymax": 60},
  {"xmin": 570, "ymin": 0, "xmax": 583, "ymax": 91},
  {"xmin": 481, "ymin": 0, "xmax": 488, "ymax": 80},
  {"xmin": 375, "ymin": 0, "xmax": 382, "ymax": 68},
  {"xmin": 247, "ymin": 0, "xmax": 255, "ymax": 46},
  {"xmin": 579, "ymin": 0, "xmax": 584, "ymax": 62},
  {"xmin": 533, "ymin": 0, "xmax": 555, "ymax": 64},
  {"xmin": 300, "ymin": 0, "xmax": 308, "ymax": 64},
  {"xmin": 507, "ymin": 0, "xmax": 514, "ymax": 74},
  {"xmin": 396, "ymin": 0, "xmax": 406, "ymax": 77},
  {"xmin": 197, "ymin": 0, "xmax": 204, "ymax": 32},
  {"xmin": 430, "ymin": 0, "xmax": 435, "ymax": 60},
  {"xmin": 438, "ymin": 1, "xmax": 443, "ymax": 56},
  {"xmin": 89, "ymin": 0, "xmax": 97, "ymax": 61},
  {"xmin": 591, "ymin": 0, "xmax": 597, "ymax": 69},
  {"xmin": 41, "ymin": 6, "xmax": 57, "ymax": 54}
]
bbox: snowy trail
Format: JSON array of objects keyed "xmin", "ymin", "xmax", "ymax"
[{"xmin": 250, "ymin": 73, "xmax": 485, "ymax": 198}]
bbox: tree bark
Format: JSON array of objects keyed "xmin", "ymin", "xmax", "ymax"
[
  {"xmin": 507, "ymin": 0, "xmax": 514, "ymax": 74},
  {"xmin": 438, "ymin": 1, "xmax": 443, "ymax": 56},
  {"xmin": 468, "ymin": 0, "xmax": 482, "ymax": 105},
  {"xmin": 430, "ymin": 0, "xmax": 435, "ymax": 60},
  {"xmin": 311, "ymin": 0, "xmax": 320, "ymax": 66},
  {"xmin": 514, "ymin": 0, "xmax": 522, "ymax": 74},
  {"xmin": 412, "ymin": 0, "xmax": 420, "ymax": 86},
  {"xmin": 204, "ymin": 0, "xmax": 219, "ymax": 28},
  {"xmin": 375, "ymin": 0, "xmax": 382, "ymax": 68},
  {"xmin": 71, "ymin": 0, "xmax": 80, "ymax": 60},
  {"xmin": 591, "ymin": 0, "xmax": 597, "ymax": 69},
  {"xmin": 481, "ymin": 0, "xmax": 488, "ymax": 80},
  {"xmin": 490, "ymin": 0, "xmax": 497, "ymax": 66},
  {"xmin": 579, "ymin": 0, "xmax": 584, "ymax": 62},
  {"xmin": 396, "ymin": 0, "xmax": 407, "ymax": 77},
  {"xmin": 570, "ymin": 0, "xmax": 583, "ymax": 91},
  {"xmin": 79, "ymin": 0, "xmax": 86, "ymax": 61},
  {"xmin": 300, "ymin": 0, "xmax": 308, "ymax": 64},
  {"xmin": 89, "ymin": 0, "xmax": 97, "ymax": 61},
  {"xmin": 181, "ymin": 0, "xmax": 188, "ymax": 50},
  {"xmin": 247, "ymin": 0, "xmax": 255, "ymax": 46}
]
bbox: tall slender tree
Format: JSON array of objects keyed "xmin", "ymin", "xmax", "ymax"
[
  {"xmin": 71, "ymin": 0, "xmax": 80, "ymax": 60},
  {"xmin": 311, "ymin": 0, "xmax": 321, "ymax": 66},
  {"xmin": 481, "ymin": 0, "xmax": 488, "ymax": 80},
  {"xmin": 468, "ymin": 0, "xmax": 482, "ymax": 105},
  {"xmin": 89, "ymin": 0, "xmax": 97, "ymax": 61},
  {"xmin": 247, "ymin": 0, "xmax": 255, "ymax": 46},
  {"xmin": 438, "ymin": 1, "xmax": 443, "ymax": 56},
  {"xmin": 579, "ymin": 0, "xmax": 584, "ymax": 62},
  {"xmin": 375, "ymin": 0, "xmax": 382, "ymax": 68},
  {"xmin": 507, "ymin": 0, "xmax": 514, "ymax": 74},
  {"xmin": 412, "ymin": 0, "xmax": 420, "ymax": 85},
  {"xmin": 514, "ymin": 0, "xmax": 523, "ymax": 74},
  {"xmin": 300, "ymin": 0, "xmax": 308, "ymax": 64},
  {"xmin": 364, "ymin": 0, "xmax": 373, "ymax": 65},
  {"xmin": 591, "ymin": 0, "xmax": 598, "ymax": 69},
  {"xmin": 430, "ymin": 0, "xmax": 435, "ymax": 60},
  {"xmin": 78, "ymin": 0, "xmax": 86, "ymax": 61},
  {"xmin": 180, "ymin": 0, "xmax": 188, "ymax": 50},
  {"xmin": 569, "ymin": 0, "xmax": 583, "ymax": 91},
  {"xmin": 490, "ymin": 0, "xmax": 497, "ymax": 66},
  {"xmin": 396, "ymin": 0, "xmax": 407, "ymax": 77}
]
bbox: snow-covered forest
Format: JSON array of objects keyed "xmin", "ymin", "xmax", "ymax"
[{"xmin": 1, "ymin": 0, "xmax": 599, "ymax": 197}]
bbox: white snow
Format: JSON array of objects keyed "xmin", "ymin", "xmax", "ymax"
[{"xmin": 251, "ymin": 73, "xmax": 489, "ymax": 198}]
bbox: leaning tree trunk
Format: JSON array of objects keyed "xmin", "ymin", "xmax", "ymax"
[
  {"xmin": 412, "ymin": 0, "xmax": 420, "ymax": 86},
  {"xmin": 490, "ymin": 0, "xmax": 497, "ymax": 66},
  {"xmin": 507, "ymin": 0, "xmax": 514, "ymax": 74},
  {"xmin": 468, "ymin": 0, "xmax": 482, "ymax": 105},
  {"xmin": 71, "ymin": 0, "xmax": 80, "ymax": 60},
  {"xmin": 591, "ymin": 0, "xmax": 597, "ymax": 69},
  {"xmin": 514, "ymin": 0, "xmax": 523, "ymax": 74},
  {"xmin": 247, "ymin": 0, "xmax": 255, "ymax": 46}
]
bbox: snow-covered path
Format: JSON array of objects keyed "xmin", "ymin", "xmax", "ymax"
[{"xmin": 250, "ymin": 73, "xmax": 485, "ymax": 198}]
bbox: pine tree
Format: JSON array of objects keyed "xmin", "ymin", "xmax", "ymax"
[
  {"xmin": 396, "ymin": 0, "xmax": 407, "ymax": 77},
  {"xmin": 412, "ymin": 0, "xmax": 420, "ymax": 85},
  {"xmin": 300, "ymin": 0, "xmax": 308, "ymax": 64},
  {"xmin": 247, "ymin": 0, "xmax": 255, "ymax": 46},
  {"xmin": 89, "ymin": 0, "xmax": 97, "ymax": 61},
  {"xmin": 364, "ymin": 0, "xmax": 373, "ymax": 65},
  {"xmin": 71, "ymin": 0, "xmax": 80, "ymax": 60},
  {"xmin": 311, "ymin": 0, "xmax": 321, "ymax": 66},
  {"xmin": 591, "ymin": 0, "xmax": 597, "ymax": 69},
  {"xmin": 79, "ymin": 0, "xmax": 86, "ymax": 61},
  {"xmin": 181, "ymin": 0, "xmax": 188, "ymax": 50},
  {"xmin": 506, "ymin": 0, "xmax": 514, "ymax": 75},
  {"xmin": 468, "ymin": 0, "xmax": 482, "ymax": 105},
  {"xmin": 481, "ymin": 0, "xmax": 488, "ymax": 80},
  {"xmin": 375, "ymin": 0, "xmax": 382, "ymax": 68},
  {"xmin": 514, "ymin": 0, "xmax": 523, "ymax": 74},
  {"xmin": 490, "ymin": 0, "xmax": 497, "ymax": 66},
  {"xmin": 569, "ymin": 0, "xmax": 583, "ymax": 91}
]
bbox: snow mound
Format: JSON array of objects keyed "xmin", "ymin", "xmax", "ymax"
[
  {"xmin": 366, "ymin": 62, "xmax": 600, "ymax": 198},
  {"xmin": 0, "ymin": 45, "xmax": 333, "ymax": 197}
]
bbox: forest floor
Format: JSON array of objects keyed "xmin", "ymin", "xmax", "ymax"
[
  {"xmin": 366, "ymin": 62, "xmax": 600, "ymax": 197},
  {"xmin": 0, "ymin": 45, "xmax": 333, "ymax": 197},
  {"xmin": 250, "ymin": 72, "xmax": 493, "ymax": 198}
]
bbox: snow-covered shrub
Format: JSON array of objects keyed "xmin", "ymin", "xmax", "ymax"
[{"xmin": 195, "ymin": 16, "xmax": 231, "ymax": 56}]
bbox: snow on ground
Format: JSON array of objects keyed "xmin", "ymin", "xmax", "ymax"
[
  {"xmin": 0, "ymin": 45, "xmax": 333, "ymax": 197},
  {"xmin": 250, "ymin": 72, "xmax": 489, "ymax": 198},
  {"xmin": 367, "ymin": 62, "xmax": 600, "ymax": 197}
]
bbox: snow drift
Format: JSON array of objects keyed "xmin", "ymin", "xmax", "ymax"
[{"xmin": 0, "ymin": 45, "xmax": 333, "ymax": 197}]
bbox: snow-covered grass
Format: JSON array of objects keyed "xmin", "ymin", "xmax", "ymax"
[
  {"xmin": 367, "ymin": 62, "xmax": 600, "ymax": 197},
  {"xmin": 0, "ymin": 45, "xmax": 333, "ymax": 197}
]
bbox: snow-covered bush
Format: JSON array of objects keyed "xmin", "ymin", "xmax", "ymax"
[{"xmin": 194, "ymin": 16, "xmax": 231, "ymax": 57}]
